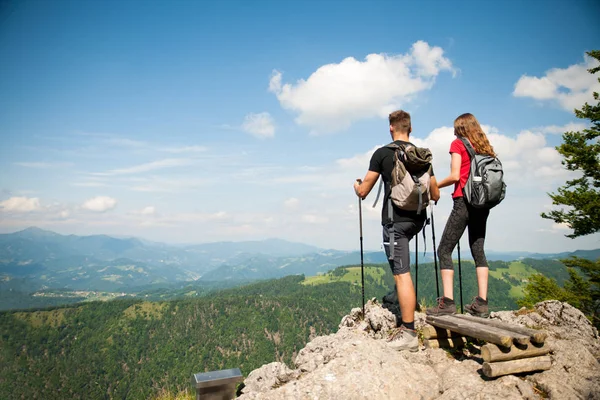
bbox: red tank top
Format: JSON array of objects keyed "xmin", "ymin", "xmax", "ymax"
[{"xmin": 450, "ymin": 138, "xmax": 471, "ymax": 198}]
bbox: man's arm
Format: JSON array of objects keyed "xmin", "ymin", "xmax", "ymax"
[{"xmin": 354, "ymin": 171, "xmax": 380, "ymax": 199}]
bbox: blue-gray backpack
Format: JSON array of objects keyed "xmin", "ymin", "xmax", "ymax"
[{"xmin": 459, "ymin": 137, "xmax": 506, "ymax": 209}]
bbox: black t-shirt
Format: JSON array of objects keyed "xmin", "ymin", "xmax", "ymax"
[{"xmin": 369, "ymin": 140, "xmax": 434, "ymax": 225}]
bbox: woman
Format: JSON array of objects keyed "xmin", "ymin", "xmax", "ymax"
[{"xmin": 426, "ymin": 113, "xmax": 496, "ymax": 318}]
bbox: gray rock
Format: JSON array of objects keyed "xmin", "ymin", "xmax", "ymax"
[
  {"xmin": 241, "ymin": 361, "xmax": 299, "ymax": 396},
  {"xmin": 239, "ymin": 301, "xmax": 600, "ymax": 400}
]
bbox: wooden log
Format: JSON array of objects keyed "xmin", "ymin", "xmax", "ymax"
[
  {"xmin": 421, "ymin": 325, "xmax": 464, "ymax": 340},
  {"xmin": 428, "ymin": 315, "xmax": 531, "ymax": 346},
  {"xmin": 482, "ymin": 355, "xmax": 552, "ymax": 378},
  {"xmin": 453, "ymin": 314, "xmax": 547, "ymax": 344},
  {"xmin": 426, "ymin": 315, "xmax": 528, "ymax": 347},
  {"xmin": 481, "ymin": 342, "xmax": 551, "ymax": 363},
  {"xmin": 424, "ymin": 337, "xmax": 466, "ymax": 349}
]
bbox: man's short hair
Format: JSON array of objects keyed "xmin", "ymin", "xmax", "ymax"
[{"xmin": 389, "ymin": 110, "xmax": 411, "ymax": 133}]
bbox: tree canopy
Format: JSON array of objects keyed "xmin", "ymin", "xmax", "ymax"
[{"xmin": 541, "ymin": 50, "xmax": 600, "ymax": 238}]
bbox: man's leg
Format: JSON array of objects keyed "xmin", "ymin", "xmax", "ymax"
[
  {"xmin": 394, "ymin": 271, "xmax": 415, "ymax": 327},
  {"xmin": 385, "ymin": 221, "xmax": 421, "ymax": 352},
  {"xmin": 389, "ymin": 221, "xmax": 422, "ymax": 329}
]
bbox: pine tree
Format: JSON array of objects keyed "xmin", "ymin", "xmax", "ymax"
[
  {"xmin": 530, "ymin": 50, "xmax": 600, "ymax": 328},
  {"xmin": 541, "ymin": 50, "xmax": 600, "ymax": 237},
  {"xmin": 562, "ymin": 257, "xmax": 600, "ymax": 327}
]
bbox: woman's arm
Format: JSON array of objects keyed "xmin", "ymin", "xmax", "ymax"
[
  {"xmin": 429, "ymin": 176, "xmax": 440, "ymax": 202},
  {"xmin": 437, "ymin": 152, "xmax": 462, "ymax": 189}
]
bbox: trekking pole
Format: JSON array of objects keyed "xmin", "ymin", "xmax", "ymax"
[
  {"xmin": 415, "ymin": 229, "xmax": 419, "ymax": 310},
  {"xmin": 431, "ymin": 202, "xmax": 440, "ymax": 298},
  {"xmin": 357, "ymin": 181, "xmax": 365, "ymax": 318},
  {"xmin": 457, "ymin": 241, "xmax": 464, "ymax": 313}
]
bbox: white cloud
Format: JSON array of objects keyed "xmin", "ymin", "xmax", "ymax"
[
  {"xmin": 94, "ymin": 158, "xmax": 193, "ymax": 176},
  {"xmin": 537, "ymin": 222, "xmax": 572, "ymax": 234},
  {"xmin": 269, "ymin": 40, "xmax": 454, "ymax": 133},
  {"xmin": 513, "ymin": 54, "xmax": 600, "ymax": 111},
  {"xmin": 140, "ymin": 206, "xmax": 156, "ymax": 215},
  {"xmin": 284, "ymin": 198, "xmax": 300, "ymax": 209},
  {"xmin": 411, "ymin": 125, "xmax": 574, "ymax": 188},
  {"xmin": 538, "ymin": 122, "xmax": 587, "ymax": 134},
  {"xmin": 336, "ymin": 146, "xmax": 380, "ymax": 169},
  {"xmin": 242, "ymin": 112, "xmax": 276, "ymax": 138},
  {"xmin": 0, "ymin": 197, "xmax": 41, "ymax": 212},
  {"xmin": 81, "ymin": 196, "xmax": 117, "ymax": 212}
]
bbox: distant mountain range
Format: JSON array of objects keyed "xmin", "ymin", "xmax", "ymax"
[{"xmin": 0, "ymin": 227, "xmax": 598, "ymax": 295}]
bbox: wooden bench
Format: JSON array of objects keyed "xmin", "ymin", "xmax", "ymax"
[{"xmin": 424, "ymin": 314, "xmax": 551, "ymax": 378}]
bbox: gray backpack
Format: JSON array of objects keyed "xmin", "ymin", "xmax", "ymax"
[
  {"xmin": 373, "ymin": 142, "xmax": 433, "ymax": 216},
  {"xmin": 373, "ymin": 142, "xmax": 432, "ymax": 261},
  {"xmin": 459, "ymin": 137, "xmax": 506, "ymax": 209}
]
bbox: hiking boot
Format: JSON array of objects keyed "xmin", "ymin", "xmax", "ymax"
[
  {"xmin": 426, "ymin": 297, "xmax": 457, "ymax": 316},
  {"xmin": 386, "ymin": 327, "xmax": 418, "ymax": 352},
  {"xmin": 465, "ymin": 296, "xmax": 489, "ymax": 318}
]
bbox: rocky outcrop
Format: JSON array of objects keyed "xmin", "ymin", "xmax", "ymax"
[{"xmin": 239, "ymin": 299, "xmax": 600, "ymax": 399}]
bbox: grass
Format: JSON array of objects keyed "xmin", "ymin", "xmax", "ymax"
[
  {"xmin": 489, "ymin": 261, "xmax": 535, "ymax": 280},
  {"xmin": 123, "ymin": 302, "xmax": 168, "ymax": 320},
  {"xmin": 14, "ymin": 308, "xmax": 74, "ymax": 328},
  {"xmin": 151, "ymin": 388, "xmax": 194, "ymax": 400},
  {"xmin": 489, "ymin": 261, "xmax": 537, "ymax": 299},
  {"xmin": 301, "ymin": 266, "xmax": 385, "ymax": 286}
]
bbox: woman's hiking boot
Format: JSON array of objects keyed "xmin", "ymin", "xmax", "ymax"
[
  {"xmin": 386, "ymin": 327, "xmax": 418, "ymax": 352},
  {"xmin": 465, "ymin": 296, "xmax": 489, "ymax": 318},
  {"xmin": 425, "ymin": 297, "xmax": 456, "ymax": 316}
]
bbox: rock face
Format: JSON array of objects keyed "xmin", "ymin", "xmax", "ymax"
[{"xmin": 239, "ymin": 299, "xmax": 600, "ymax": 400}]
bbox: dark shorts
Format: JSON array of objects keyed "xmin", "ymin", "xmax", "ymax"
[{"xmin": 382, "ymin": 220, "xmax": 424, "ymax": 275}]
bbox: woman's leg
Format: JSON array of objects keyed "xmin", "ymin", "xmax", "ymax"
[
  {"xmin": 436, "ymin": 198, "xmax": 469, "ymax": 300},
  {"xmin": 467, "ymin": 206, "xmax": 490, "ymax": 300}
]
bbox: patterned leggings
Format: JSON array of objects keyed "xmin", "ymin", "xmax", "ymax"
[{"xmin": 438, "ymin": 197, "xmax": 489, "ymax": 270}]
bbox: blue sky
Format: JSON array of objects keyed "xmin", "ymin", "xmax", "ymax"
[{"xmin": 1, "ymin": 0, "xmax": 599, "ymax": 253}]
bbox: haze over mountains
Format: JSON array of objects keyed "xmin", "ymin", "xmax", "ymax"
[{"xmin": 0, "ymin": 227, "xmax": 598, "ymax": 298}]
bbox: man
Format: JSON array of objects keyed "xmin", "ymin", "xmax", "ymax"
[{"xmin": 354, "ymin": 110, "xmax": 440, "ymax": 352}]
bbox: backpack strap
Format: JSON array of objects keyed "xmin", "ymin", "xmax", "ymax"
[
  {"xmin": 387, "ymin": 195, "xmax": 395, "ymax": 260},
  {"xmin": 458, "ymin": 137, "xmax": 476, "ymax": 190},
  {"xmin": 372, "ymin": 143, "xmax": 406, "ymax": 209},
  {"xmin": 421, "ymin": 212, "xmax": 429, "ymax": 255},
  {"xmin": 372, "ymin": 178, "xmax": 383, "ymax": 208},
  {"xmin": 458, "ymin": 137, "xmax": 477, "ymax": 158},
  {"xmin": 412, "ymin": 174, "xmax": 423, "ymax": 215}
]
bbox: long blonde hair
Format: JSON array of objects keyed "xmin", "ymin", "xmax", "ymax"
[{"xmin": 454, "ymin": 113, "xmax": 496, "ymax": 157}]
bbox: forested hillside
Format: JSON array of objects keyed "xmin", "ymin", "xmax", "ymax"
[
  {"xmin": 0, "ymin": 268, "xmax": 391, "ymax": 400},
  {"xmin": 0, "ymin": 257, "xmax": 575, "ymax": 399}
]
